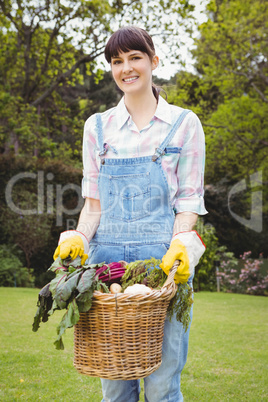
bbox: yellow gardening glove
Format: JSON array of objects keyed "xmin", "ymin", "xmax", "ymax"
[
  {"xmin": 53, "ymin": 235, "xmax": 88, "ymax": 265},
  {"xmin": 159, "ymin": 239, "xmax": 190, "ymax": 284}
]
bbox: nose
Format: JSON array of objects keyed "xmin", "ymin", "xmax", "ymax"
[{"xmin": 122, "ymin": 60, "xmax": 133, "ymax": 74}]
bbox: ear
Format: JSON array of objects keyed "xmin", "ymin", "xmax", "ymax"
[{"xmin": 151, "ymin": 55, "xmax": 159, "ymax": 71}]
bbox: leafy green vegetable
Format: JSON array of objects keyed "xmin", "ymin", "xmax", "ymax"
[
  {"xmin": 63, "ymin": 255, "xmax": 83, "ymax": 268},
  {"xmin": 167, "ymin": 283, "xmax": 194, "ymax": 332},
  {"xmin": 32, "ymin": 283, "xmax": 53, "ymax": 332},
  {"xmin": 95, "ymin": 281, "xmax": 109, "ymax": 293},
  {"xmin": 54, "ymin": 299, "xmax": 80, "ymax": 350},
  {"xmin": 48, "ymin": 256, "xmax": 66, "ymax": 273},
  {"xmin": 76, "ymin": 290, "xmax": 94, "ymax": 312},
  {"xmin": 54, "ymin": 271, "xmax": 81, "ymax": 309},
  {"xmin": 146, "ymin": 265, "xmax": 167, "ymax": 289},
  {"xmin": 32, "ymin": 257, "xmax": 105, "ymax": 349},
  {"xmin": 76, "ymin": 269, "xmax": 95, "ymax": 294},
  {"xmin": 49, "ymin": 270, "xmax": 68, "ymax": 298},
  {"xmin": 121, "ymin": 258, "xmax": 161, "ymax": 290}
]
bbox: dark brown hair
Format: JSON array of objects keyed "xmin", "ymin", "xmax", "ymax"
[
  {"xmin": 104, "ymin": 26, "xmax": 164, "ymax": 100},
  {"xmin": 104, "ymin": 26, "xmax": 155, "ymax": 63}
]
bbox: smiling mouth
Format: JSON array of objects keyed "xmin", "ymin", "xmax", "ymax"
[{"xmin": 122, "ymin": 76, "xmax": 139, "ymax": 83}]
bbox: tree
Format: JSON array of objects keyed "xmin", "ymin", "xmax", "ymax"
[
  {"xmin": 165, "ymin": 0, "xmax": 268, "ymax": 257},
  {"xmin": 192, "ymin": 0, "xmax": 268, "ymax": 183},
  {"xmin": 0, "ymin": 155, "xmax": 84, "ymax": 280},
  {"xmin": 2, "ymin": 191, "xmax": 53, "ymax": 268},
  {"xmin": 0, "ymin": 0, "xmax": 196, "ymax": 160},
  {"xmin": 164, "ymin": 70, "xmax": 222, "ymax": 121},
  {"xmin": 0, "ymin": 245, "xmax": 35, "ymax": 287},
  {"xmin": 193, "ymin": 0, "xmax": 268, "ymax": 256},
  {"xmin": 193, "ymin": 0, "xmax": 268, "ymax": 103}
]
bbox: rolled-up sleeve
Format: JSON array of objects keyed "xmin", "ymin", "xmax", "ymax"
[
  {"xmin": 174, "ymin": 112, "xmax": 208, "ymax": 215},
  {"xmin": 81, "ymin": 115, "xmax": 100, "ymax": 199}
]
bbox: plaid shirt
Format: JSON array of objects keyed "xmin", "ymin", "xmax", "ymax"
[{"xmin": 82, "ymin": 96, "xmax": 207, "ymax": 215}]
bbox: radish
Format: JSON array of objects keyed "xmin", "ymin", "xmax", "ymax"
[{"xmin": 110, "ymin": 283, "xmax": 122, "ymax": 294}]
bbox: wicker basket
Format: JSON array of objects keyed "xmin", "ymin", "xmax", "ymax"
[{"xmin": 73, "ymin": 261, "xmax": 178, "ymax": 380}]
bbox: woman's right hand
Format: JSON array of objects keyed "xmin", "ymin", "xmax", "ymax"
[{"xmin": 53, "ymin": 235, "xmax": 88, "ymax": 265}]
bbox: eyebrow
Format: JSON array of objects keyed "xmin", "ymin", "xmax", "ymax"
[{"xmin": 111, "ymin": 51, "xmax": 142, "ymax": 60}]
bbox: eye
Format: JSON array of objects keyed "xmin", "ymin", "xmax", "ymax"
[
  {"xmin": 112, "ymin": 59, "xmax": 122, "ymax": 65},
  {"xmin": 132, "ymin": 56, "xmax": 141, "ymax": 60}
]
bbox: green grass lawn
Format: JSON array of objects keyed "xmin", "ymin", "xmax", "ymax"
[{"xmin": 0, "ymin": 288, "xmax": 267, "ymax": 401}]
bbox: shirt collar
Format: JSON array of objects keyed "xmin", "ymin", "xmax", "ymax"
[
  {"xmin": 154, "ymin": 95, "xmax": 172, "ymax": 125},
  {"xmin": 115, "ymin": 97, "xmax": 131, "ymax": 130},
  {"xmin": 115, "ymin": 94, "xmax": 172, "ymax": 130}
]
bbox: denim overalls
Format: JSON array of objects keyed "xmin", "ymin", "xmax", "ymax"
[{"xmin": 88, "ymin": 110, "xmax": 192, "ymax": 402}]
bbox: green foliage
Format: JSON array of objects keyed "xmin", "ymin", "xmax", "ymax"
[
  {"xmin": 166, "ymin": 0, "xmax": 268, "ymax": 259},
  {"xmin": 121, "ymin": 258, "xmax": 164, "ymax": 290},
  {"xmin": 0, "ymin": 245, "xmax": 35, "ymax": 287},
  {"xmin": 192, "ymin": 0, "xmax": 268, "ymax": 185},
  {"xmin": 165, "ymin": 71, "xmax": 222, "ymax": 121},
  {"xmin": 0, "ymin": 155, "xmax": 84, "ymax": 282},
  {"xmin": 33, "ymin": 256, "xmax": 105, "ymax": 349},
  {"xmin": 145, "ymin": 265, "xmax": 167, "ymax": 289},
  {"xmin": 194, "ymin": 0, "xmax": 268, "ymax": 98},
  {"xmin": 0, "ymin": 0, "xmax": 196, "ymax": 161},
  {"xmin": 194, "ymin": 219, "xmax": 238, "ymax": 292},
  {"xmin": 1, "ymin": 191, "xmax": 53, "ymax": 268},
  {"xmin": 167, "ymin": 283, "xmax": 193, "ymax": 332},
  {"xmin": 205, "ymin": 95, "xmax": 268, "ymax": 186}
]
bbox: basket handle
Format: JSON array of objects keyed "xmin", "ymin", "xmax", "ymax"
[{"xmin": 161, "ymin": 259, "xmax": 180, "ymax": 289}]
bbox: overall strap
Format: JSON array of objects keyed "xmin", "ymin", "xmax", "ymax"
[
  {"xmin": 152, "ymin": 109, "xmax": 191, "ymax": 161},
  {"xmin": 96, "ymin": 113, "xmax": 117, "ymax": 164}
]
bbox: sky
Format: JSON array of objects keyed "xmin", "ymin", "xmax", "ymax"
[{"xmin": 154, "ymin": 1, "xmax": 208, "ymax": 79}]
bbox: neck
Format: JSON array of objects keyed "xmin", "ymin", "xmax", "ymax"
[{"xmin": 124, "ymin": 89, "xmax": 157, "ymax": 130}]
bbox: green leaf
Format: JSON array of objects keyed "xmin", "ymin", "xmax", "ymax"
[
  {"xmin": 48, "ymin": 257, "xmax": 64, "ymax": 272},
  {"xmin": 54, "ymin": 299, "xmax": 80, "ymax": 350},
  {"xmin": 75, "ymin": 268, "xmax": 97, "ymax": 312},
  {"xmin": 76, "ymin": 289, "xmax": 94, "ymax": 312},
  {"xmin": 32, "ymin": 283, "xmax": 53, "ymax": 332},
  {"xmin": 63, "ymin": 255, "xmax": 82, "ymax": 268},
  {"xmin": 32, "ymin": 305, "xmax": 42, "ymax": 332},
  {"xmin": 49, "ymin": 271, "xmax": 68, "ymax": 298},
  {"xmin": 48, "ymin": 299, "xmax": 58, "ymax": 316},
  {"xmin": 54, "ymin": 271, "xmax": 81, "ymax": 309},
  {"xmin": 82, "ymin": 262, "xmax": 105, "ymax": 270},
  {"xmin": 76, "ymin": 269, "xmax": 95, "ymax": 294}
]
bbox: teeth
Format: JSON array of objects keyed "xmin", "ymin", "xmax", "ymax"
[{"xmin": 123, "ymin": 77, "xmax": 138, "ymax": 82}]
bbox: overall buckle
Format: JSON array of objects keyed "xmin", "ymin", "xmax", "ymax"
[{"xmin": 152, "ymin": 147, "xmax": 165, "ymax": 162}]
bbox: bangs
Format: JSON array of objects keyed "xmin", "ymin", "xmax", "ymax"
[{"xmin": 104, "ymin": 26, "xmax": 155, "ymax": 63}]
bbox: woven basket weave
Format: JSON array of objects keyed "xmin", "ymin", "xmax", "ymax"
[{"xmin": 73, "ymin": 262, "xmax": 178, "ymax": 380}]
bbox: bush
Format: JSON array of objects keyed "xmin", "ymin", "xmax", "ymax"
[
  {"xmin": 0, "ymin": 155, "xmax": 83, "ymax": 285},
  {"xmin": 0, "ymin": 245, "xmax": 35, "ymax": 287},
  {"xmin": 218, "ymin": 251, "xmax": 268, "ymax": 296},
  {"xmin": 194, "ymin": 220, "xmax": 235, "ymax": 292}
]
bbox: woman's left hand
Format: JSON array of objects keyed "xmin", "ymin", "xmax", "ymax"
[
  {"xmin": 159, "ymin": 239, "xmax": 190, "ymax": 284},
  {"xmin": 160, "ymin": 231, "xmax": 206, "ymax": 284}
]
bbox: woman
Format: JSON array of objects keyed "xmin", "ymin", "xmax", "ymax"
[{"xmin": 54, "ymin": 26, "xmax": 207, "ymax": 402}]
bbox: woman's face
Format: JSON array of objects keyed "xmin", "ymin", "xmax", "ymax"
[{"xmin": 111, "ymin": 50, "xmax": 159, "ymax": 96}]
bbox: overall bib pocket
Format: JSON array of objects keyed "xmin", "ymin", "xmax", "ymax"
[
  {"xmin": 136, "ymin": 243, "xmax": 170, "ymax": 261},
  {"xmin": 108, "ymin": 172, "xmax": 151, "ymax": 222}
]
